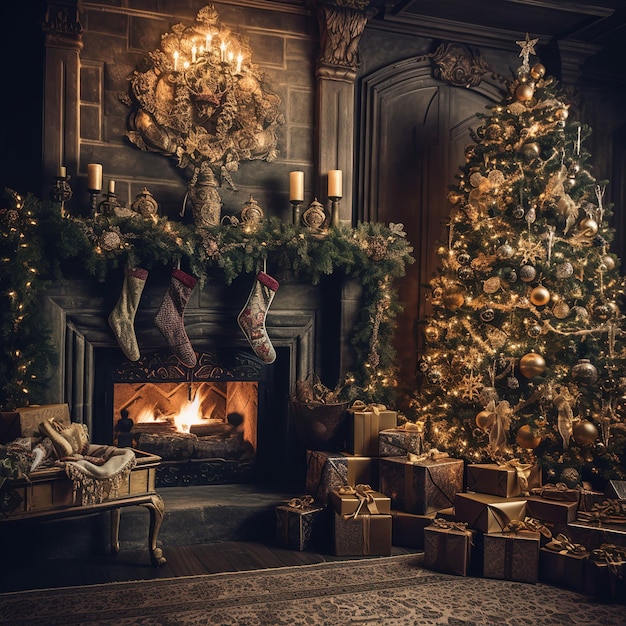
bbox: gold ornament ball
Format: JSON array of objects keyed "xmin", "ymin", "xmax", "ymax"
[
  {"xmin": 447, "ymin": 190, "xmax": 463, "ymax": 205},
  {"xmin": 530, "ymin": 63, "xmax": 546, "ymax": 79},
  {"xmin": 443, "ymin": 290, "xmax": 465, "ymax": 310},
  {"xmin": 554, "ymin": 107, "xmax": 569, "ymax": 121},
  {"xmin": 530, "ymin": 285, "xmax": 550, "ymax": 306},
  {"xmin": 572, "ymin": 420, "xmax": 599, "ymax": 446},
  {"xmin": 519, "ymin": 352, "xmax": 546, "ymax": 378},
  {"xmin": 516, "ymin": 425, "xmax": 541, "ymax": 449},
  {"xmin": 521, "ymin": 142, "xmax": 540, "ymax": 158},
  {"xmin": 602, "ymin": 254, "xmax": 616, "ymax": 271},
  {"xmin": 578, "ymin": 217, "xmax": 599, "ymax": 236},
  {"xmin": 476, "ymin": 410, "xmax": 493, "ymax": 431},
  {"xmin": 424, "ymin": 325, "xmax": 440, "ymax": 342},
  {"xmin": 515, "ymin": 83, "xmax": 534, "ymax": 102}
]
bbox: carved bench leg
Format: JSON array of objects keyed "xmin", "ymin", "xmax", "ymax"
[
  {"xmin": 141, "ymin": 494, "xmax": 167, "ymax": 567},
  {"xmin": 111, "ymin": 507, "xmax": 121, "ymax": 555}
]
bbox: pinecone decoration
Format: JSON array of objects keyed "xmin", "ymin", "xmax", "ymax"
[{"xmin": 368, "ymin": 235, "xmax": 387, "ymax": 261}]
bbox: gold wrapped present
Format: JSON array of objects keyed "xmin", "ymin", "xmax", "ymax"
[
  {"xmin": 466, "ymin": 461, "xmax": 541, "ymax": 498},
  {"xmin": 539, "ymin": 534, "xmax": 589, "ymax": 591},
  {"xmin": 346, "ymin": 401, "xmax": 397, "ymax": 456},
  {"xmin": 379, "ymin": 454, "xmax": 464, "ymax": 515},
  {"xmin": 526, "ymin": 496, "xmax": 578, "ymax": 523},
  {"xmin": 275, "ymin": 495, "xmax": 327, "ymax": 551},
  {"xmin": 378, "ymin": 423, "xmax": 424, "ymax": 457},
  {"xmin": 305, "ymin": 450, "xmax": 377, "ymax": 504},
  {"xmin": 483, "ymin": 529, "xmax": 540, "ymax": 583},
  {"xmin": 329, "ymin": 484, "xmax": 390, "ymax": 517},
  {"xmin": 15, "ymin": 404, "xmax": 71, "ymax": 438},
  {"xmin": 530, "ymin": 482, "xmax": 579, "ymax": 503},
  {"xmin": 423, "ymin": 518, "xmax": 477, "ymax": 576},
  {"xmin": 333, "ymin": 511, "xmax": 392, "ymax": 556},
  {"xmin": 391, "ymin": 510, "xmax": 436, "ymax": 548},
  {"xmin": 454, "ymin": 492, "xmax": 527, "ymax": 534},
  {"xmin": 583, "ymin": 543, "xmax": 626, "ymax": 601}
]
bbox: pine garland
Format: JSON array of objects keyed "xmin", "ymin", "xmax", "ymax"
[{"xmin": 0, "ymin": 190, "xmax": 414, "ymax": 409}]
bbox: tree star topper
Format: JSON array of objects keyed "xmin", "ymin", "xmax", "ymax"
[{"xmin": 516, "ymin": 33, "xmax": 538, "ymax": 73}]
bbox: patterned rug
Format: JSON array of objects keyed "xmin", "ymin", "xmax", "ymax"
[{"xmin": 0, "ymin": 553, "xmax": 622, "ymax": 625}]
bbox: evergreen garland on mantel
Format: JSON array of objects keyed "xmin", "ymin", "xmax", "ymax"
[{"xmin": 0, "ymin": 189, "xmax": 414, "ymax": 410}]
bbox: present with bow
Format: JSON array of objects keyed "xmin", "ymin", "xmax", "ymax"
[
  {"xmin": 584, "ymin": 543, "xmax": 626, "ymax": 601},
  {"xmin": 329, "ymin": 484, "xmax": 391, "ymax": 517},
  {"xmin": 577, "ymin": 498, "xmax": 626, "ymax": 525},
  {"xmin": 378, "ymin": 421, "xmax": 425, "ymax": 458},
  {"xmin": 423, "ymin": 517, "xmax": 478, "ymax": 576},
  {"xmin": 454, "ymin": 492, "xmax": 527, "ymax": 534},
  {"xmin": 379, "ymin": 453, "xmax": 464, "ymax": 515},
  {"xmin": 483, "ymin": 517, "xmax": 545, "ymax": 583},
  {"xmin": 526, "ymin": 493, "xmax": 579, "ymax": 523},
  {"xmin": 305, "ymin": 450, "xmax": 377, "ymax": 504},
  {"xmin": 466, "ymin": 459, "xmax": 541, "ymax": 498},
  {"xmin": 346, "ymin": 400, "xmax": 398, "ymax": 456},
  {"xmin": 530, "ymin": 482, "xmax": 579, "ymax": 503},
  {"xmin": 539, "ymin": 533, "xmax": 589, "ymax": 590},
  {"xmin": 275, "ymin": 494, "xmax": 327, "ymax": 551}
]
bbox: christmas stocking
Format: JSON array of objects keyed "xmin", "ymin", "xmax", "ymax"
[
  {"xmin": 154, "ymin": 268, "xmax": 198, "ymax": 367},
  {"xmin": 237, "ymin": 271, "xmax": 279, "ymax": 364},
  {"xmin": 108, "ymin": 267, "xmax": 148, "ymax": 362}
]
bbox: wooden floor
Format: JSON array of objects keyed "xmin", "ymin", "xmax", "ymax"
[{"xmin": 0, "ymin": 540, "xmax": 418, "ymax": 594}]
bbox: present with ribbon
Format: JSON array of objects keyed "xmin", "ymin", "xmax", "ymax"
[
  {"xmin": 275, "ymin": 495, "xmax": 327, "ymax": 551},
  {"xmin": 526, "ymin": 495, "xmax": 578, "ymax": 523},
  {"xmin": 379, "ymin": 454, "xmax": 463, "ymax": 515},
  {"xmin": 333, "ymin": 511, "xmax": 392, "ymax": 556},
  {"xmin": 305, "ymin": 450, "xmax": 377, "ymax": 504},
  {"xmin": 530, "ymin": 482, "xmax": 579, "ymax": 503},
  {"xmin": 454, "ymin": 492, "xmax": 527, "ymax": 534},
  {"xmin": 539, "ymin": 533, "xmax": 589, "ymax": 590},
  {"xmin": 483, "ymin": 525, "xmax": 541, "ymax": 583},
  {"xmin": 378, "ymin": 422, "xmax": 424, "ymax": 458},
  {"xmin": 346, "ymin": 400, "xmax": 398, "ymax": 456},
  {"xmin": 329, "ymin": 484, "xmax": 391, "ymax": 517},
  {"xmin": 423, "ymin": 517, "xmax": 477, "ymax": 576},
  {"xmin": 577, "ymin": 499, "xmax": 626, "ymax": 525},
  {"xmin": 390, "ymin": 509, "xmax": 436, "ymax": 548},
  {"xmin": 466, "ymin": 460, "xmax": 541, "ymax": 498},
  {"xmin": 584, "ymin": 543, "xmax": 626, "ymax": 601}
]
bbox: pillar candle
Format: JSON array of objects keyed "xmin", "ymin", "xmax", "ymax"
[
  {"xmin": 328, "ymin": 170, "xmax": 342, "ymax": 198},
  {"xmin": 87, "ymin": 163, "xmax": 103, "ymax": 191},
  {"xmin": 58, "ymin": 166, "xmax": 66, "ymax": 178},
  {"xmin": 108, "ymin": 180, "xmax": 115, "ymax": 194},
  {"xmin": 289, "ymin": 171, "xmax": 304, "ymax": 202}
]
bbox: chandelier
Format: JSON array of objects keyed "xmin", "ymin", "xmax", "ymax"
[{"xmin": 124, "ymin": 4, "xmax": 284, "ymax": 228}]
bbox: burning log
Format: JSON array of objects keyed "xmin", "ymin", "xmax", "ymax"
[{"xmin": 135, "ymin": 431, "xmax": 197, "ymax": 460}]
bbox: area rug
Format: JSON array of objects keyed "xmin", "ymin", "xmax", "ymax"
[{"xmin": 0, "ymin": 553, "xmax": 622, "ymax": 625}]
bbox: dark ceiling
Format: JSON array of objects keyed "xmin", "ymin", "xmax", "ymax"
[{"xmin": 375, "ymin": 0, "xmax": 626, "ymax": 85}]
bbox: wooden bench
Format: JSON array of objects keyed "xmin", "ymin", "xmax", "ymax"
[{"xmin": 0, "ymin": 449, "xmax": 166, "ymax": 567}]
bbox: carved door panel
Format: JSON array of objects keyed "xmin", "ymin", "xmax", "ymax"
[{"xmin": 359, "ymin": 61, "xmax": 501, "ymax": 403}]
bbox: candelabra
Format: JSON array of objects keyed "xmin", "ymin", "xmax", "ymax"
[
  {"xmin": 98, "ymin": 190, "xmax": 121, "ymax": 217},
  {"xmin": 50, "ymin": 171, "xmax": 73, "ymax": 218},
  {"xmin": 291, "ymin": 200, "xmax": 302, "ymax": 227}
]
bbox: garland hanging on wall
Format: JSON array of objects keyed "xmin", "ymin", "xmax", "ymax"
[{"xmin": 0, "ymin": 189, "xmax": 414, "ymax": 410}]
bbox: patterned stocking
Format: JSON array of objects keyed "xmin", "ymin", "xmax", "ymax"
[
  {"xmin": 108, "ymin": 267, "xmax": 148, "ymax": 362},
  {"xmin": 237, "ymin": 271, "xmax": 279, "ymax": 364},
  {"xmin": 154, "ymin": 269, "xmax": 197, "ymax": 367}
]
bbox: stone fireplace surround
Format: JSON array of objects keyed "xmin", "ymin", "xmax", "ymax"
[{"xmin": 40, "ymin": 266, "xmax": 360, "ymax": 489}]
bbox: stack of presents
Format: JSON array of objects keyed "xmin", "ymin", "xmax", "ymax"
[{"xmin": 275, "ymin": 402, "xmax": 626, "ymax": 602}]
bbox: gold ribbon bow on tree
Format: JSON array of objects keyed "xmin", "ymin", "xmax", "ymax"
[
  {"xmin": 545, "ymin": 533, "xmax": 587, "ymax": 555},
  {"xmin": 483, "ymin": 400, "xmax": 512, "ymax": 455},
  {"xmin": 499, "ymin": 458, "xmax": 534, "ymax": 494},
  {"xmin": 285, "ymin": 495, "xmax": 315, "ymax": 509},
  {"xmin": 338, "ymin": 484, "xmax": 381, "ymax": 517},
  {"xmin": 502, "ymin": 516, "xmax": 552, "ymax": 539}
]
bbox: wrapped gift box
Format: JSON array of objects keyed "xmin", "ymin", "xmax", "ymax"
[
  {"xmin": 605, "ymin": 480, "xmax": 626, "ymax": 501},
  {"xmin": 583, "ymin": 545, "xmax": 626, "ymax": 601},
  {"xmin": 423, "ymin": 520, "xmax": 477, "ymax": 576},
  {"xmin": 379, "ymin": 455, "xmax": 464, "ymax": 515},
  {"xmin": 333, "ymin": 511, "xmax": 392, "ymax": 556},
  {"xmin": 578, "ymin": 489, "xmax": 606, "ymax": 513},
  {"xmin": 378, "ymin": 427, "xmax": 423, "ymax": 457},
  {"xmin": 525, "ymin": 496, "xmax": 578, "ymax": 523},
  {"xmin": 305, "ymin": 450, "xmax": 377, "ymax": 504},
  {"xmin": 539, "ymin": 541, "xmax": 589, "ymax": 591},
  {"xmin": 275, "ymin": 497, "xmax": 327, "ymax": 551},
  {"xmin": 330, "ymin": 487, "xmax": 390, "ymax": 517},
  {"xmin": 454, "ymin": 492, "xmax": 527, "ymax": 534},
  {"xmin": 483, "ymin": 531, "xmax": 540, "ymax": 583},
  {"xmin": 530, "ymin": 483, "xmax": 579, "ymax": 504},
  {"xmin": 466, "ymin": 463, "xmax": 541, "ymax": 498},
  {"xmin": 346, "ymin": 405, "xmax": 397, "ymax": 456},
  {"xmin": 391, "ymin": 510, "xmax": 436, "ymax": 548},
  {"xmin": 14, "ymin": 404, "xmax": 71, "ymax": 438}
]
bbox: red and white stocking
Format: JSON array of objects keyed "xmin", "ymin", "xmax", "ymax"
[{"xmin": 237, "ymin": 271, "xmax": 279, "ymax": 364}]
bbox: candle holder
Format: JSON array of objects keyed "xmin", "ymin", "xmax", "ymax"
[
  {"xmin": 290, "ymin": 200, "xmax": 302, "ymax": 227},
  {"xmin": 50, "ymin": 174, "xmax": 73, "ymax": 218},
  {"xmin": 98, "ymin": 191, "xmax": 121, "ymax": 217},
  {"xmin": 302, "ymin": 198, "xmax": 328, "ymax": 235},
  {"xmin": 329, "ymin": 195, "xmax": 341, "ymax": 228},
  {"xmin": 88, "ymin": 190, "xmax": 101, "ymax": 216}
]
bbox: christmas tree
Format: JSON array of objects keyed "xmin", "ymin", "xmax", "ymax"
[{"xmin": 411, "ymin": 34, "xmax": 626, "ymax": 488}]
